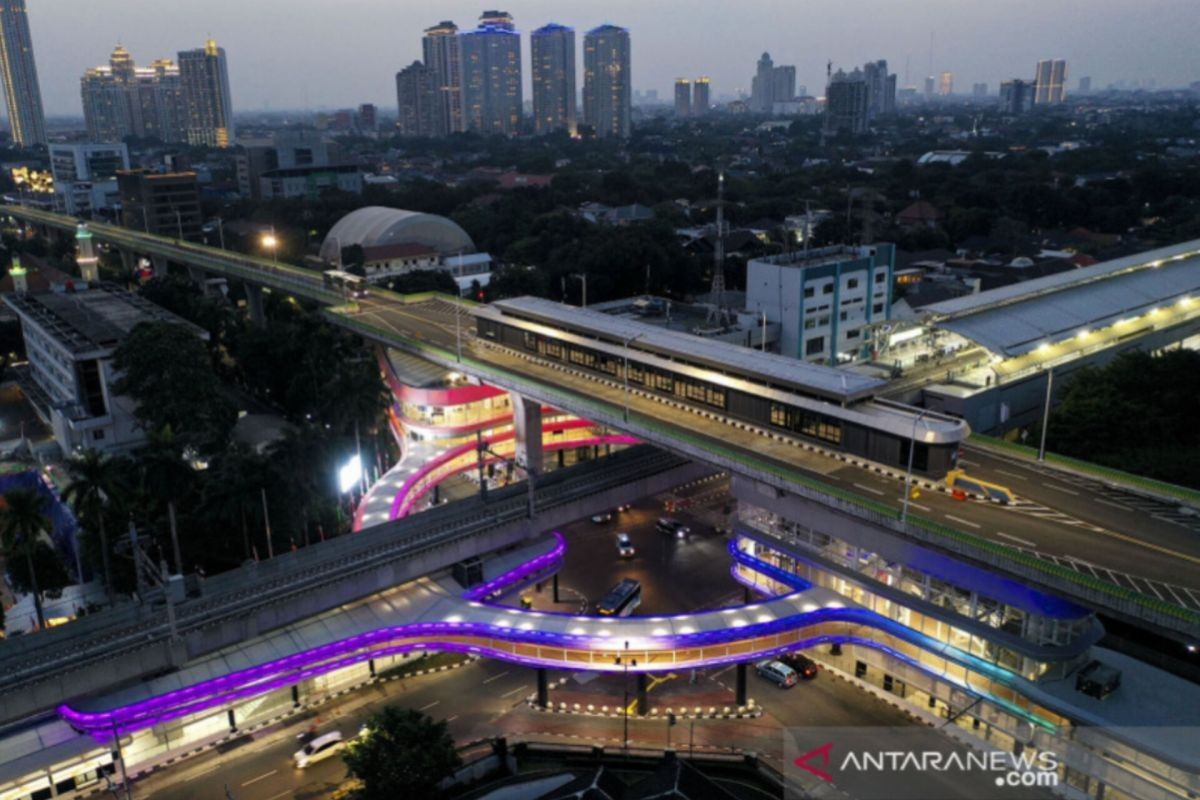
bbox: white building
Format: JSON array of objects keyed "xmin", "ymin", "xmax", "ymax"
[
  {"xmin": 3, "ymin": 286, "xmax": 206, "ymax": 456},
  {"xmin": 746, "ymin": 244, "xmax": 895, "ymax": 365},
  {"xmin": 48, "ymin": 142, "xmax": 129, "ymax": 217}
]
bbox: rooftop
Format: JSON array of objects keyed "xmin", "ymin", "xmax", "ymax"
[{"xmin": 3, "ymin": 284, "xmax": 207, "ymax": 355}]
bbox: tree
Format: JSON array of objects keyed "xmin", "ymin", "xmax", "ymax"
[
  {"xmin": 343, "ymin": 707, "xmax": 461, "ymax": 800},
  {"xmin": 0, "ymin": 489, "xmax": 54, "ymax": 629},
  {"xmin": 201, "ymin": 444, "xmax": 273, "ymax": 561},
  {"xmin": 62, "ymin": 449, "xmax": 124, "ymax": 603},
  {"xmin": 112, "ymin": 322, "xmax": 237, "ymax": 455}
]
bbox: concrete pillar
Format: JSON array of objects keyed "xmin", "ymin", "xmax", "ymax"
[
  {"xmin": 636, "ymin": 673, "xmax": 649, "ymax": 716},
  {"xmin": 187, "ymin": 265, "xmax": 208, "ymax": 293},
  {"xmin": 736, "ymin": 663, "xmax": 748, "ymax": 706},
  {"xmin": 536, "ymin": 668, "xmax": 549, "ymax": 709},
  {"xmin": 510, "ymin": 393, "xmax": 543, "ymax": 476},
  {"xmin": 151, "ymin": 254, "xmax": 168, "ymax": 278},
  {"xmin": 75, "ymin": 223, "xmax": 99, "ymax": 283},
  {"xmin": 245, "ymin": 284, "xmax": 266, "ymax": 328}
]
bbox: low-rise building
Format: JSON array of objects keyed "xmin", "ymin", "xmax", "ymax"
[
  {"xmin": 259, "ymin": 164, "xmax": 363, "ymax": 200},
  {"xmin": 48, "ymin": 143, "xmax": 130, "ymax": 217},
  {"xmin": 3, "ymin": 285, "xmax": 207, "ymax": 456}
]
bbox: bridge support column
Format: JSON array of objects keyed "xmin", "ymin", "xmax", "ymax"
[
  {"xmin": 187, "ymin": 265, "xmax": 208, "ymax": 293},
  {"xmin": 151, "ymin": 254, "xmax": 168, "ymax": 278},
  {"xmin": 245, "ymin": 284, "xmax": 266, "ymax": 327},
  {"xmin": 511, "ymin": 393, "xmax": 543, "ymax": 477},
  {"xmin": 736, "ymin": 663, "xmax": 748, "ymax": 707},
  {"xmin": 536, "ymin": 668, "xmax": 549, "ymax": 709},
  {"xmin": 636, "ymin": 673, "xmax": 649, "ymax": 716}
]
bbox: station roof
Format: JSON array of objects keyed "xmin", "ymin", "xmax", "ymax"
[
  {"xmin": 482, "ymin": 296, "xmax": 886, "ymax": 403},
  {"xmin": 924, "ymin": 239, "xmax": 1200, "ymax": 358}
]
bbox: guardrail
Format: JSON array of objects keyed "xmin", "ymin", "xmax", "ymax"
[
  {"xmin": 330, "ymin": 310, "xmax": 1200, "ymax": 631},
  {"xmin": 0, "ymin": 446, "xmax": 685, "ymax": 692},
  {"xmin": 969, "ymin": 433, "xmax": 1200, "ymax": 507}
]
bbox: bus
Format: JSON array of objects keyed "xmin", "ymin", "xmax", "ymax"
[
  {"xmin": 323, "ymin": 269, "xmax": 369, "ymax": 299},
  {"xmin": 596, "ymin": 578, "xmax": 642, "ymax": 617}
]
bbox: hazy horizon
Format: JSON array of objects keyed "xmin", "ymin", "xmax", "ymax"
[{"xmin": 22, "ymin": 0, "xmax": 1200, "ymax": 116}]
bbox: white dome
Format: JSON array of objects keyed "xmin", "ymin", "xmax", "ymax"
[{"xmin": 320, "ymin": 206, "xmax": 475, "ymax": 261}]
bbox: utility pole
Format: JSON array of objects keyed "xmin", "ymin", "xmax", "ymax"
[
  {"xmin": 1038, "ymin": 368, "xmax": 1054, "ymax": 461},
  {"xmin": 112, "ymin": 720, "xmax": 133, "ymax": 800},
  {"xmin": 167, "ymin": 501, "xmax": 182, "ymax": 576},
  {"xmin": 261, "ymin": 487, "xmax": 274, "ymax": 559}
]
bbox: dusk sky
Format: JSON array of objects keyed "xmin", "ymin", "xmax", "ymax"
[{"xmin": 29, "ymin": 0, "xmax": 1200, "ymax": 116}]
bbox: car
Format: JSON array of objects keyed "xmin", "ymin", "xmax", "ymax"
[
  {"xmin": 779, "ymin": 652, "xmax": 819, "ymax": 680},
  {"xmin": 616, "ymin": 504, "xmax": 632, "ymax": 512},
  {"xmin": 755, "ymin": 660, "xmax": 798, "ymax": 688},
  {"xmin": 591, "ymin": 512, "xmax": 613, "ymax": 524},
  {"xmin": 293, "ymin": 731, "xmax": 344, "ymax": 768},
  {"xmin": 655, "ymin": 517, "xmax": 690, "ymax": 539},
  {"xmin": 616, "ymin": 532, "xmax": 635, "ymax": 557}
]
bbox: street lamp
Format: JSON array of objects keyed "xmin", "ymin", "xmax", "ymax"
[
  {"xmin": 1037, "ymin": 367, "xmax": 1054, "ymax": 462},
  {"xmin": 616, "ymin": 641, "xmax": 637, "ymax": 752},
  {"xmin": 262, "ymin": 227, "xmax": 279, "ymax": 264},
  {"xmin": 901, "ymin": 409, "xmax": 930, "ymax": 524},
  {"xmin": 622, "ymin": 333, "xmax": 644, "ymax": 422}
]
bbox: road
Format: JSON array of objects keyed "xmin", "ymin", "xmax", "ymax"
[{"xmin": 348, "ymin": 297, "xmax": 1200, "ymax": 602}]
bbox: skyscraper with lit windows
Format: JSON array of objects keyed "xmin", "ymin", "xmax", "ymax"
[
  {"xmin": 692, "ymin": 77, "xmax": 710, "ymax": 116},
  {"xmin": 1034, "ymin": 59, "xmax": 1068, "ymax": 104},
  {"xmin": 423, "ymin": 20, "xmax": 464, "ymax": 136},
  {"xmin": 460, "ymin": 10, "xmax": 523, "ymax": 135},
  {"xmin": 582, "ymin": 24, "xmax": 631, "ymax": 139},
  {"xmin": 0, "ymin": 0, "xmax": 46, "ymax": 146},
  {"xmin": 178, "ymin": 39, "xmax": 234, "ymax": 147},
  {"xmin": 531, "ymin": 23, "xmax": 575, "ymax": 135},
  {"xmin": 674, "ymin": 78, "xmax": 692, "ymax": 117}
]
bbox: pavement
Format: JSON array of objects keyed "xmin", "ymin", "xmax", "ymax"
[{"xmin": 347, "ymin": 296, "xmax": 1200, "ymax": 598}]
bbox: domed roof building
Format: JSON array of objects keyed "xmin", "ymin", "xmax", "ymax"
[{"xmin": 319, "ymin": 206, "xmax": 476, "ymax": 263}]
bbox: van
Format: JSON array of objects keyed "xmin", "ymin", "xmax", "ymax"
[
  {"xmin": 293, "ymin": 731, "xmax": 344, "ymax": 768},
  {"xmin": 755, "ymin": 660, "xmax": 798, "ymax": 688}
]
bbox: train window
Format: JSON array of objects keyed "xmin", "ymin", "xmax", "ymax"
[
  {"xmin": 627, "ymin": 363, "xmax": 644, "ymax": 384},
  {"xmin": 523, "ymin": 331, "xmax": 537, "ymax": 351},
  {"xmin": 598, "ymin": 356, "xmax": 619, "ymax": 375},
  {"xmin": 545, "ymin": 341, "xmax": 563, "ymax": 359},
  {"xmin": 568, "ymin": 347, "xmax": 595, "ymax": 368},
  {"xmin": 651, "ymin": 372, "xmax": 674, "ymax": 393}
]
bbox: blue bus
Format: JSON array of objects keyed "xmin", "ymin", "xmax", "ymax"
[{"xmin": 596, "ymin": 579, "xmax": 642, "ymax": 616}]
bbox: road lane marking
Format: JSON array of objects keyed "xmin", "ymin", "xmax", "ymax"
[
  {"xmin": 944, "ymin": 514, "xmax": 982, "ymax": 529},
  {"xmin": 419, "ymin": 701, "xmax": 440, "ymax": 711},
  {"xmin": 191, "ymin": 764, "xmax": 220, "ymax": 779},
  {"xmin": 995, "ymin": 469, "xmax": 1028, "ymax": 481},
  {"xmin": 482, "ymin": 670, "xmax": 510, "ymax": 685},
  {"xmin": 959, "ymin": 459, "xmax": 978, "ymax": 467},
  {"xmin": 265, "ymin": 792, "xmax": 292, "ymax": 800},
  {"xmin": 242, "ymin": 770, "xmax": 277, "ymax": 787},
  {"xmin": 995, "ymin": 531, "xmax": 1036, "ymax": 547},
  {"xmin": 501, "ymin": 685, "xmax": 529, "ymax": 698},
  {"xmin": 1042, "ymin": 483, "xmax": 1079, "ymax": 496},
  {"xmin": 853, "ymin": 483, "xmax": 885, "ymax": 496},
  {"xmin": 446, "ymin": 715, "xmax": 459, "ymax": 723},
  {"xmin": 899, "ymin": 500, "xmax": 932, "ymax": 512},
  {"xmin": 1095, "ymin": 499, "xmax": 1129, "ymax": 510}
]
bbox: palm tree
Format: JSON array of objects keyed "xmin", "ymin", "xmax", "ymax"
[
  {"xmin": 268, "ymin": 424, "xmax": 331, "ymax": 546},
  {"xmin": 202, "ymin": 444, "xmax": 270, "ymax": 561},
  {"xmin": 62, "ymin": 449, "xmax": 122, "ymax": 604},
  {"xmin": 137, "ymin": 426, "xmax": 195, "ymax": 574},
  {"xmin": 0, "ymin": 489, "xmax": 52, "ymax": 630}
]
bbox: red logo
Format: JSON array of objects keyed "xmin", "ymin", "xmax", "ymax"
[{"xmin": 794, "ymin": 741, "xmax": 835, "ymax": 782}]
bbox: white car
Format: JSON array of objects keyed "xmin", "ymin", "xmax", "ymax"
[
  {"xmin": 294, "ymin": 731, "xmax": 344, "ymax": 768},
  {"xmin": 591, "ymin": 512, "xmax": 613, "ymax": 524},
  {"xmin": 616, "ymin": 532, "xmax": 635, "ymax": 557}
]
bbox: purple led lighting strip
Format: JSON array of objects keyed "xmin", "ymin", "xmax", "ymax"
[{"xmin": 59, "ymin": 530, "xmax": 1042, "ymax": 738}]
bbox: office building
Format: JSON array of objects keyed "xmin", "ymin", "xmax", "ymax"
[
  {"xmin": 824, "ymin": 68, "xmax": 869, "ymax": 135},
  {"xmin": 861, "ymin": 59, "xmax": 896, "ymax": 117},
  {"xmin": 674, "ymin": 78, "xmax": 691, "ymax": 117},
  {"xmin": 1077, "ymin": 75, "xmax": 1091, "ymax": 95},
  {"xmin": 750, "ymin": 53, "xmax": 796, "ymax": 112},
  {"xmin": 746, "ymin": 244, "xmax": 894, "ymax": 365},
  {"xmin": 395, "ymin": 60, "xmax": 437, "ymax": 137},
  {"xmin": 692, "ymin": 77, "xmax": 710, "ymax": 116},
  {"xmin": 582, "ymin": 24, "xmax": 631, "ymax": 139},
  {"xmin": 923, "ymin": 75, "xmax": 935, "ymax": 98},
  {"xmin": 1034, "ymin": 59, "xmax": 1067, "ymax": 105},
  {"xmin": 422, "ymin": 20, "xmax": 464, "ymax": 136},
  {"xmin": 259, "ymin": 164, "xmax": 362, "ymax": 200},
  {"xmin": 1000, "ymin": 78, "xmax": 1034, "ymax": 114},
  {"xmin": 972, "ymin": 82, "xmax": 988, "ymax": 98},
  {"xmin": 178, "ymin": 39, "xmax": 234, "ymax": 147},
  {"xmin": 357, "ymin": 103, "xmax": 376, "ymax": 132},
  {"xmin": 4, "ymin": 286, "xmax": 207, "ymax": 455},
  {"xmin": 0, "ymin": 0, "xmax": 45, "ymax": 146},
  {"xmin": 236, "ymin": 130, "xmax": 355, "ymax": 200},
  {"xmin": 117, "ymin": 169, "xmax": 202, "ymax": 241},
  {"xmin": 530, "ymin": 23, "xmax": 576, "ymax": 135},
  {"xmin": 48, "ymin": 142, "xmax": 130, "ymax": 216},
  {"xmin": 80, "ymin": 46, "xmax": 186, "ymax": 144},
  {"xmin": 938, "ymin": 71, "xmax": 953, "ymax": 96},
  {"xmin": 460, "ymin": 10, "xmax": 522, "ymax": 135}
]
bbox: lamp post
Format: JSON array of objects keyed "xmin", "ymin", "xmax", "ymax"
[
  {"xmin": 901, "ymin": 409, "xmax": 930, "ymax": 524},
  {"xmin": 262, "ymin": 226, "xmax": 278, "ymax": 264},
  {"xmin": 1037, "ymin": 368, "xmax": 1053, "ymax": 462},
  {"xmin": 622, "ymin": 333, "xmax": 644, "ymax": 423},
  {"xmin": 616, "ymin": 640, "xmax": 637, "ymax": 752},
  {"xmin": 761, "ymin": 310, "xmax": 768, "ymax": 352}
]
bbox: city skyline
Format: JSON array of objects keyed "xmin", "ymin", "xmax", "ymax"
[{"xmin": 13, "ymin": 0, "xmax": 1200, "ymax": 116}]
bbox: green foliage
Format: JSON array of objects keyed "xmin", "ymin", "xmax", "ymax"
[
  {"xmin": 1046, "ymin": 350, "xmax": 1200, "ymax": 489},
  {"xmin": 0, "ymin": 489, "xmax": 54, "ymax": 628},
  {"xmin": 343, "ymin": 707, "xmax": 461, "ymax": 800},
  {"xmin": 383, "ymin": 269, "xmax": 458, "ymax": 296},
  {"xmin": 111, "ymin": 322, "xmax": 236, "ymax": 456}
]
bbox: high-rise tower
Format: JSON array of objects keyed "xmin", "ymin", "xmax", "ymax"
[
  {"xmin": 422, "ymin": 20, "xmax": 463, "ymax": 136},
  {"xmin": 582, "ymin": 24, "xmax": 631, "ymax": 139},
  {"xmin": 461, "ymin": 10, "xmax": 523, "ymax": 135},
  {"xmin": 531, "ymin": 23, "xmax": 575, "ymax": 135},
  {"xmin": 178, "ymin": 39, "xmax": 234, "ymax": 147},
  {"xmin": 395, "ymin": 61, "xmax": 436, "ymax": 137},
  {"xmin": 0, "ymin": 0, "xmax": 46, "ymax": 146},
  {"xmin": 674, "ymin": 78, "xmax": 692, "ymax": 117},
  {"xmin": 1034, "ymin": 59, "xmax": 1067, "ymax": 104},
  {"xmin": 692, "ymin": 77, "xmax": 710, "ymax": 116}
]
